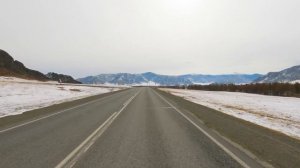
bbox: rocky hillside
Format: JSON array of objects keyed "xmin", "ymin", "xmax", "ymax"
[
  {"xmin": 0, "ymin": 49, "xmax": 49, "ymax": 81},
  {"xmin": 78, "ymin": 72, "xmax": 262, "ymax": 85},
  {"xmin": 254, "ymin": 65, "xmax": 300, "ymax": 83},
  {"xmin": 46, "ymin": 72, "xmax": 81, "ymax": 84},
  {"xmin": 0, "ymin": 49, "xmax": 81, "ymax": 84}
]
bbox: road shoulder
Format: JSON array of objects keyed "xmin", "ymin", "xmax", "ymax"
[
  {"xmin": 156, "ymin": 88, "xmax": 300, "ymax": 168},
  {"xmin": 0, "ymin": 89, "xmax": 128, "ymax": 131}
]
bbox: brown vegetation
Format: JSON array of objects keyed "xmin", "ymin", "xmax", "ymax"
[
  {"xmin": 69, "ymin": 89, "xmax": 81, "ymax": 92},
  {"xmin": 165, "ymin": 83, "xmax": 300, "ymax": 97}
]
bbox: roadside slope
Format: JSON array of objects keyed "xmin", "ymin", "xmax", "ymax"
[
  {"xmin": 0, "ymin": 88, "xmax": 127, "ymax": 131},
  {"xmin": 0, "ymin": 77, "xmax": 122, "ymax": 117}
]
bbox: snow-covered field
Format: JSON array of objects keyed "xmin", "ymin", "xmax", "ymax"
[
  {"xmin": 291, "ymin": 80, "xmax": 300, "ymax": 84},
  {"xmin": 0, "ymin": 77, "xmax": 123, "ymax": 118},
  {"xmin": 161, "ymin": 88, "xmax": 300, "ymax": 140}
]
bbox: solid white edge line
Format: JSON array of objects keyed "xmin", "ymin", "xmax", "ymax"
[
  {"xmin": 55, "ymin": 112, "xmax": 117, "ymax": 168},
  {"xmin": 153, "ymin": 90, "xmax": 251, "ymax": 168},
  {"xmin": 0, "ymin": 90, "xmax": 127, "ymax": 134},
  {"xmin": 55, "ymin": 90, "xmax": 140, "ymax": 168}
]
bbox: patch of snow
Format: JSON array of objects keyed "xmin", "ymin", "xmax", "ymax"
[
  {"xmin": 191, "ymin": 82, "xmax": 212, "ymax": 85},
  {"xmin": 141, "ymin": 76, "xmax": 149, "ymax": 82},
  {"xmin": 132, "ymin": 81, "xmax": 159, "ymax": 86},
  {"xmin": 161, "ymin": 88, "xmax": 300, "ymax": 140},
  {"xmin": 0, "ymin": 76, "xmax": 58, "ymax": 84},
  {"xmin": 0, "ymin": 77, "xmax": 123, "ymax": 118},
  {"xmin": 92, "ymin": 83, "xmax": 131, "ymax": 88},
  {"xmin": 290, "ymin": 80, "xmax": 300, "ymax": 84}
]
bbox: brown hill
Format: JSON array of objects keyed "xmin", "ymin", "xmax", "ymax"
[
  {"xmin": 46, "ymin": 72, "xmax": 81, "ymax": 84},
  {"xmin": 0, "ymin": 49, "xmax": 49, "ymax": 81}
]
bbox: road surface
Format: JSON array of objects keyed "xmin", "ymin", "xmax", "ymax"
[{"xmin": 0, "ymin": 87, "xmax": 281, "ymax": 168}]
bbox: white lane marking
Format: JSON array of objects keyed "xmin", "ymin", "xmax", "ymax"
[
  {"xmin": 153, "ymin": 90, "xmax": 252, "ymax": 168},
  {"xmin": 55, "ymin": 91, "xmax": 140, "ymax": 168},
  {"xmin": 0, "ymin": 90, "xmax": 128, "ymax": 134},
  {"xmin": 160, "ymin": 107, "xmax": 173, "ymax": 109},
  {"xmin": 55, "ymin": 112, "xmax": 117, "ymax": 168}
]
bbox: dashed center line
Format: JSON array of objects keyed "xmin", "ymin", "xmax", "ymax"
[{"xmin": 55, "ymin": 91, "xmax": 140, "ymax": 168}]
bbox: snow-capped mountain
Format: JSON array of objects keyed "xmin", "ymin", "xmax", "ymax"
[
  {"xmin": 181, "ymin": 74, "xmax": 261, "ymax": 85},
  {"xmin": 254, "ymin": 65, "xmax": 300, "ymax": 83},
  {"xmin": 77, "ymin": 72, "xmax": 262, "ymax": 86}
]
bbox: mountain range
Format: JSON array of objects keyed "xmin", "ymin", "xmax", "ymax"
[
  {"xmin": 1, "ymin": 49, "xmax": 299, "ymax": 85},
  {"xmin": 77, "ymin": 72, "xmax": 262, "ymax": 85},
  {"xmin": 254, "ymin": 65, "xmax": 300, "ymax": 83},
  {"xmin": 78, "ymin": 65, "xmax": 300, "ymax": 85}
]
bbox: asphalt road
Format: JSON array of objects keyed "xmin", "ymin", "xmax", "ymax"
[{"xmin": 0, "ymin": 87, "xmax": 272, "ymax": 168}]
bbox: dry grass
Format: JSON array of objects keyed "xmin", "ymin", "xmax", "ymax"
[
  {"xmin": 69, "ymin": 88, "xmax": 81, "ymax": 92},
  {"xmin": 57, "ymin": 86, "xmax": 65, "ymax": 90}
]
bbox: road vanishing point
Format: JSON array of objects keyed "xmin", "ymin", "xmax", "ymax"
[{"xmin": 1, "ymin": 87, "xmax": 300, "ymax": 168}]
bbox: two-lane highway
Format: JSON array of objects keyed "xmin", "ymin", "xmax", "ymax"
[
  {"xmin": 0, "ymin": 88, "xmax": 137, "ymax": 168},
  {"xmin": 0, "ymin": 87, "xmax": 264, "ymax": 168}
]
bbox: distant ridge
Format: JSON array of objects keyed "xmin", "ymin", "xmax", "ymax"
[
  {"xmin": 78, "ymin": 72, "xmax": 262, "ymax": 86},
  {"xmin": 254, "ymin": 65, "xmax": 300, "ymax": 83}
]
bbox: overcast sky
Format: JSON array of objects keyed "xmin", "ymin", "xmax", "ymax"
[{"xmin": 1, "ymin": 0, "xmax": 300, "ymax": 78}]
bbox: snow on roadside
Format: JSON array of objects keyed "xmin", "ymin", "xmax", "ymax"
[
  {"xmin": 0, "ymin": 77, "xmax": 123, "ymax": 118},
  {"xmin": 291, "ymin": 80, "xmax": 300, "ymax": 84},
  {"xmin": 0, "ymin": 76, "xmax": 58, "ymax": 84},
  {"xmin": 161, "ymin": 88, "xmax": 300, "ymax": 140}
]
